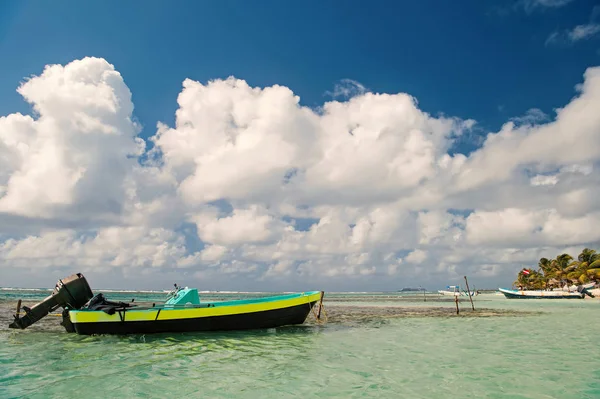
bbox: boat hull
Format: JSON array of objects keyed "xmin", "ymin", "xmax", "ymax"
[
  {"xmin": 498, "ymin": 288, "xmax": 584, "ymax": 299},
  {"xmin": 438, "ymin": 290, "xmax": 475, "ymax": 297},
  {"xmin": 69, "ymin": 291, "xmax": 322, "ymax": 335}
]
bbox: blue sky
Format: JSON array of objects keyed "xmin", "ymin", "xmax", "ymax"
[
  {"xmin": 1, "ymin": 0, "xmax": 600, "ymax": 290},
  {"xmin": 1, "ymin": 0, "xmax": 598, "ymax": 143}
]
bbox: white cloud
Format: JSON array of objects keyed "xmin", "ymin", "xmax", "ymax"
[
  {"xmin": 491, "ymin": 0, "xmax": 574, "ymax": 17},
  {"xmin": 2, "ymin": 57, "xmax": 600, "ymax": 290},
  {"xmin": 530, "ymin": 174, "xmax": 559, "ymax": 186},
  {"xmin": 153, "ymin": 77, "xmax": 320, "ymax": 205},
  {"xmin": 546, "ymin": 24, "xmax": 600, "ymax": 45},
  {"xmin": 560, "ymin": 164, "xmax": 593, "ymax": 175},
  {"xmin": 453, "ymin": 66, "xmax": 600, "ymax": 191},
  {"xmin": 465, "ymin": 208, "xmax": 600, "ymax": 248},
  {"xmin": 529, "ymin": 164, "xmax": 593, "ymax": 187},
  {"xmin": 198, "ymin": 245, "xmax": 229, "ymax": 263},
  {"xmin": 0, "ymin": 227, "xmax": 191, "ymax": 270},
  {"xmin": 518, "ymin": 0, "xmax": 575, "ymax": 14},
  {"xmin": 465, "ymin": 208, "xmax": 545, "ymax": 247},
  {"xmin": 325, "ymin": 79, "xmax": 368, "ymax": 100},
  {"xmin": 510, "ymin": 108, "xmax": 549, "ymax": 125},
  {"xmin": 0, "ymin": 57, "xmax": 143, "ymax": 220},
  {"xmin": 192, "ymin": 205, "xmax": 287, "ymax": 246},
  {"xmin": 568, "ymin": 24, "xmax": 600, "ymax": 41},
  {"xmin": 546, "ymin": 5, "xmax": 600, "ymax": 46},
  {"xmin": 417, "ymin": 210, "xmax": 464, "ymax": 246},
  {"xmin": 525, "ymin": 0, "xmax": 573, "ymax": 7},
  {"xmin": 405, "ymin": 249, "xmax": 427, "ymax": 264}
]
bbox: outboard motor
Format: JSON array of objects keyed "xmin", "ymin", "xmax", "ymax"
[
  {"xmin": 577, "ymin": 284, "xmax": 595, "ymax": 298},
  {"xmin": 9, "ymin": 273, "xmax": 93, "ymax": 330}
]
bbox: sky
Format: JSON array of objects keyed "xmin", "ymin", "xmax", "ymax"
[{"xmin": 0, "ymin": 0, "xmax": 599, "ymax": 291}]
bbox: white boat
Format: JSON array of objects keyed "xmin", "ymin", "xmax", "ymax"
[
  {"xmin": 438, "ymin": 285, "xmax": 476, "ymax": 297},
  {"xmin": 498, "ymin": 287, "xmax": 589, "ymax": 299}
]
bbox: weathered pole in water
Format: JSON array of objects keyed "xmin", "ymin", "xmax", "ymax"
[
  {"xmin": 454, "ymin": 295, "xmax": 459, "ymax": 315},
  {"xmin": 464, "ymin": 275, "xmax": 475, "ymax": 311},
  {"xmin": 317, "ymin": 291, "xmax": 325, "ymax": 319}
]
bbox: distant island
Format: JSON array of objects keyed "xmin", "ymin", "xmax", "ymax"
[
  {"xmin": 514, "ymin": 248, "xmax": 600, "ymax": 290},
  {"xmin": 399, "ymin": 287, "xmax": 427, "ymax": 292}
]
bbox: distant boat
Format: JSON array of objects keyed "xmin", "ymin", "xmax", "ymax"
[
  {"xmin": 438, "ymin": 285, "xmax": 476, "ymax": 297},
  {"xmin": 399, "ymin": 287, "xmax": 426, "ymax": 292},
  {"xmin": 498, "ymin": 287, "xmax": 588, "ymax": 299}
]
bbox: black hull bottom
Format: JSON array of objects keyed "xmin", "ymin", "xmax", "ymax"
[{"xmin": 73, "ymin": 301, "xmax": 318, "ymax": 335}]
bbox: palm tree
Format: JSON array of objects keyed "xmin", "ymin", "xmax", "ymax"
[
  {"xmin": 576, "ymin": 248, "xmax": 600, "ymax": 284},
  {"xmin": 514, "ymin": 249, "xmax": 600, "ymax": 290},
  {"xmin": 538, "ymin": 257, "xmax": 554, "ymax": 288},
  {"xmin": 513, "ymin": 268, "xmax": 545, "ymax": 290},
  {"xmin": 513, "ymin": 269, "xmax": 529, "ymax": 289},
  {"xmin": 551, "ymin": 253, "xmax": 574, "ymax": 287},
  {"xmin": 587, "ymin": 265, "xmax": 600, "ymax": 280},
  {"xmin": 578, "ymin": 248, "xmax": 598, "ymax": 265},
  {"xmin": 552, "ymin": 249, "xmax": 598, "ymax": 287}
]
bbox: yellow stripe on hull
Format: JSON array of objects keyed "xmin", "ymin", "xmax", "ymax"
[{"xmin": 70, "ymin": 291, "xmax": 322, "ymax": 324}]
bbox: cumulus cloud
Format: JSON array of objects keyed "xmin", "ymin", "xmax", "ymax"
[
  {"xmin": 152, "ymin": 77, "xmax": 319, "ymax": 205},
  {"xmin": 0, "ymin": 58, "xmax": 143, "ymax": 221},
  {"xmin": 0, "ymin": 227, "xmax": 192, "ymax": 270},
  {"xmin": 453, "ymin": 67, "xmax": 600, "ymax": 191},
  {"xmin": 405, "ymin": 249, "xmax": 427, "ymax": 264},
  {"xmin": 2, "ymin": 57, "xmax": 600, "ymax": 290},
  {"xmin": 193, "ymin": 205, "xmax": 287, "ymax": 246}
]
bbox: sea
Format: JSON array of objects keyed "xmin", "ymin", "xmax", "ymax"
[{"xmin": 1, "ymin": 288, "xmax": 599, "ymax": 399}]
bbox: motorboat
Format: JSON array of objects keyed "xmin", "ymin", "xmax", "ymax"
[
  {"xmin": 9, "ymin": 274, "xmax": 324, "ymax": 335},
  {"xmin": 498, "ymin": 287, "xmax": 593, "ymax": 299}
]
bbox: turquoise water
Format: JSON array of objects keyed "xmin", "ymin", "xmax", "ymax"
[{"xmin": 1, "ymin": 290, "xmax": 599, "ymax": 398}]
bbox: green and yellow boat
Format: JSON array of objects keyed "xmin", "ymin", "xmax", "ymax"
[{"xmin": 9, "ymin": 274, "xmax": 324, "ymax": 335}]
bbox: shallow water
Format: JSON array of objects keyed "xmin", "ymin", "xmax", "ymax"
[{"xmin": 1, "ymin": 290, "xmax": 599, "ymax": 398}]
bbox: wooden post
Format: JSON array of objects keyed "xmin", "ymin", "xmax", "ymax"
[
  {"xmin": 464, "ymin": 275, "xmax": 475, "ymax": 311},
  {"xmin": 454, "ymin": 295, "xmax": 459, "ymax": 315},
  {"xmin": 15, "ymin": 299, "xmax": 22, "ymax": 317},
  {"xmin": 316, "ymin": 291, "xmax": 325, "ymax": 319},
  {"xmin": 423, "ymin": 287, "xmax": 426, "ymax": 302}
]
